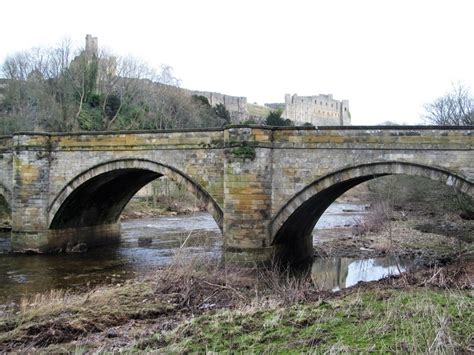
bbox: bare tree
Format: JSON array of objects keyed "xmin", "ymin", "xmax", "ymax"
[
  {"xmin": 0, "ymin": 40, "xmax": 81, "ymax": 132},
  {"xmin": 423, "ymin": 83, "xmax": 474, "ymax": 125},
  {"xmin": 1, "ymin": 38, "xmax": 225, "ymax": 134}
]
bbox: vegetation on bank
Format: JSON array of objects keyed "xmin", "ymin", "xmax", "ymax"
[
  {"xmin": 0, "ymin": 250, "xmax": 472, "ymax": 352},
  {"xmin": 312, "ymin": 174, "xmax": 473, "ymax": 260},
  {"xmin": 0, "ymin": 277, "xmax": 172, "ymax": 350},
  {"xmin": 423, "ymin": 83, "xmax": 474, "ymax": 125},
  {"xmin": 0, "ymin": 42, "xmax": 231, "ymax": 135},
  {"xmin": 121, "ymin": 178, "xmax": 204, "ymax": 219},
  {"xmin": 0, "ymin": 174, "xmax": 472, "ymax": 352},
  {"xmin": 366, "ymin": 175, "xmax": 474, "ymax": 220},
  {"xmin": 152, "ymin": 287, "xmax": 472, "ymax": 353},
  {"xmin": 247, "ymin": 103, "xmax": 271, "ymax": 118},
  {"xmin": 340, "ymin": 175, "xmax": 474, "ymax": 241},
  {"xmin": 265, "ymin": 108, "xmax": 293, "ymax": 126}
]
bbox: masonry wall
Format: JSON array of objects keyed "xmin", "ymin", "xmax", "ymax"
[
  {"xmin": 187, "ymin": 89, "xmax": 248, "ymax": 122},
  {"xmin": 283, "ymin": 94, "xmax": 351, "ymax": 126},
  {"xmin": 46, "ymin": 130, "xmax": 226, "ymax": 210},
  {"xmin": 11, "ymin": 134, "xmax": 51, "ymax": 238},
  {"xmin": 0, "ymin": 136, "xmax": 13, "ymax": 204},
  {"xmin": 269, "ymin": 128, "xmax": 473, "ymax": 216},
  {"xmin": 223, "ymin": 127, "xmax": 274, "ymax": 261},
  {"xmin": 6, "ymin": 131, "xmax": 227, "ymax": 252},
  {"xmin": 3, "ymin": 126, "xmax": 473, "ymax": 260}
]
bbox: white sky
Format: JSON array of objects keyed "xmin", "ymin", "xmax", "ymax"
[{"xmin": 1, "ymin": 0, "xmax": 473, "ymax": 125}]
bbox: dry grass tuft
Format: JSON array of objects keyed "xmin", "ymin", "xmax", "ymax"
[
  {"xmin": 153, "ymin": 248, "xmax": 255, "ymax": 311},
  {"xmin": 1, "ymin": 246, "xmax": 473, "ymax": 352},
  {"xmin": 352, "ymin": 201, "xmax": 390, "ymax": 236}
]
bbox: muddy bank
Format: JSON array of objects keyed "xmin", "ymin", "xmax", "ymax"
[
  {"xmin": 0, "ymin": 253, "xmax": 472, "ymax": 352},
  {"xmin": 2, "ymin": 200, "xmax": 470, "ymax": 305},
  {"xmin": 121, "ymin": 199, "xmax": 205, "ymax": 220},
  {"xmin": 1, "ymin": 198, "xmax": 472, "ymax": 351},
  {"xmin": 314, "ymin": 206, "xmax": 473, "ymax": 262}
]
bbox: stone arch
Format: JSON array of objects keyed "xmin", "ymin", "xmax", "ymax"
[
  {"xmin": 270, "ymin": 161, "xmax": 473, "ymax": 263},
  {"xmin": 49, "ymin": 158, "xmax": 223, "ymax": 231}
]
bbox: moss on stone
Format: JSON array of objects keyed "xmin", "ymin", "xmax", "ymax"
[{"xmin": 231, "ymin": 143, "xmax": 256, "ymax": 160}]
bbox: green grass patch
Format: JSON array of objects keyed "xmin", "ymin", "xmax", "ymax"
[
  {"xmin": 147, "ymin": 287, "xmax": 473, "ymax": 353},
  {"xmin": 247, "ymin": 103, "xmax": 272, "ymax": 118}
]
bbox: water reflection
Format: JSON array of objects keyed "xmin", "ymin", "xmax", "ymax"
[
  {"xmin": 0, "ymin": 203, "xmax": 400, "ymax": 304},
  {"xmin": 311, "ymin": 256, "xmax": 415, "ymax": 291},
  {"xmin": 0, "ymin": 214, "xmax": 222, "ymax": 303},
  {"xmin": 314, "ymin": 203, "xmax": 368, "ymax": 229}
]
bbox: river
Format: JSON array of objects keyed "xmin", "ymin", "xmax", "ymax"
[{"xmin": 0, "ymin": 202, "xmax": 418, "ymax": 304}]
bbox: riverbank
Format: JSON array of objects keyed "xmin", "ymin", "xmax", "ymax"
[
  {"xmin": 1, "ymin": 187, "xmax": 472, "ymax": 351},
  {"xmin": 1, "ymin": 252, "xmax": 472, "ymax": 352},
  {"xmin": 314, "ymin": 198, "xmax": 474, "ymax": 262},
  {"xmin": 121, "ymin": 198, "xmax": 205, "ymax": 220}
]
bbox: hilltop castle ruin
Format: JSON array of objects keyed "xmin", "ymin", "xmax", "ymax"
[
  {"xmin": 283, "ymin": 94, "xmax": 350, "ymax": 126},
  {"xmin": 184, "ymin": 89, "xmax": 248, "ymax": 122},
  {"xmin": 85, "ymin": 34, "xmax": 98, "ymax": 57},
  {"xmin": 0, "ymin": 34, "xmax": 352, "ymax": 127}
]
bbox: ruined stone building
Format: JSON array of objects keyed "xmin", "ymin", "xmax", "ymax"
[
  {"xmin": 283, "ymin": 94, "xmax": 351, "ymax": 126},
  {"xmin": 84, "ymin": 34, "xmax": 98, "ymax": 57},
  {"xmin": 83, "ymin": 35, "xmax": 248, "ymax": 122},
  {"xmin": 184, "ymin": 89, "xmax": 248, "ymax": 122}
]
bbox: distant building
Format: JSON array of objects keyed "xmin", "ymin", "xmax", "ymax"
[
  {"xmin": 185, "ymin": 89, "xmax": 248, "ymax": 123},
  {"xmin": 74, "ymin": 34, "xmax": 116, "ymax": 91},
  {"xmin": 84, "ymin": 34, "xmax": 98, "ymax": 57},
  {"xmin": 283, "ymin": 93, "xmax": 351, "ymax": 126}
]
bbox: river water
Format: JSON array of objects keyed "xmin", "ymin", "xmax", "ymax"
[{"xmin": 0, "ymin": 202, "xmax": 417, "ymax": 304}]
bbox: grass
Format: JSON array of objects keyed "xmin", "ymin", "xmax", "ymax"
[
  {"xmin": 247, "ymin": 103, "xmax": 271, "ymax": 118},
  {"xmin": 0, "ymin": 279, "xmax": 174, "ymax": 350},
  {"xmin": 1, "ymin": 248, "xmax": 472, "ymax": 352},
  {"xmin": 144, "ymin": 287, "xmax": 473, "ymax": 353}
]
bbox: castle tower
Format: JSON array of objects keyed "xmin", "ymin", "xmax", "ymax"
[
  {"xmin": 85, "ymin": 34, "xmax": 98, "ymax": 57},
  {"xmin": 282, "ymin": 93, "xmax": 351, "ymax": 126}
]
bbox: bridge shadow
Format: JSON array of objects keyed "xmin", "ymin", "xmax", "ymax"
[
  {"xmin": 51, "ymin": 169, "xmax": 159, "ymax": 230},
  {"xmin": 271, "ymin": 162, "xmax": 473, "ymax": 265},
  {"xmin": 47, "ymin": 159, "xmax": 223, "ymax": 252}
]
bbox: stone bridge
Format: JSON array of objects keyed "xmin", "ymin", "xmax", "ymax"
[{"xmin": 0, "ymin": 126, "xmax": 472, "ymax": 263}]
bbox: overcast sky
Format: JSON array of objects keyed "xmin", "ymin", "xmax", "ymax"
[{"xmin": 1, "ymin": 0, "xmax": 473, "ymax": 125}]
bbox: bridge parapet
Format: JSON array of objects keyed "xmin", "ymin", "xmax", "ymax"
[
  {"xmin": 272, "ymin": 126, "xmax": 472, "ymax": 150},
  {"xmin": 47, "ymin": 129, "xmax": 225, "ymax": 151}
]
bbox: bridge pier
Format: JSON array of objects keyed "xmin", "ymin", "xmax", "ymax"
[
  {"xmin": 10, "ymin": 134, "xmax": 122, "ymax": 253},
  {"xmin": 10, "ymin": 134, "xmax": 52, "ymax": 252},
  {"xmin": 11, "ymin": 224, "xmax": 121, "ymax": 253},
  {"xmin": 223, "ymin": 127, "xmax": 275, "ymax": 264}
]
